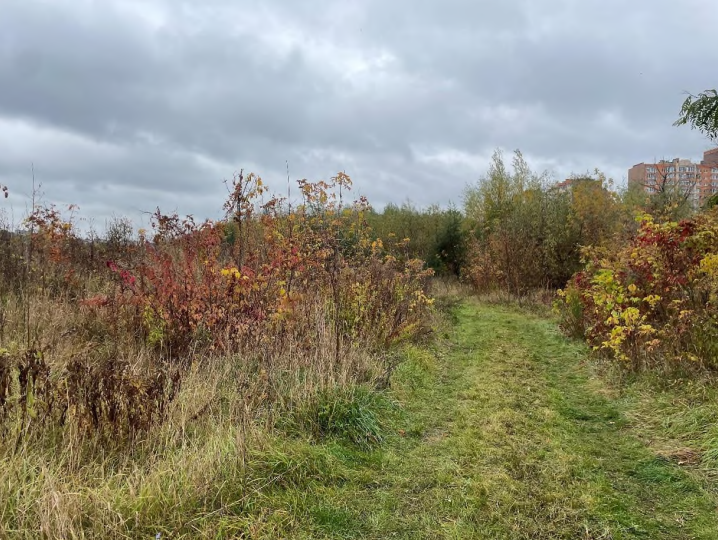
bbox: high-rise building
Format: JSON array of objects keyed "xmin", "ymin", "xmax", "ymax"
[
  {"xmin": 628, "ymin": 148, "xmax": 718, "ymax": 206},
  {"xmin": 703, "ymin": 147, "xmax": 718, "ymax": 167}
]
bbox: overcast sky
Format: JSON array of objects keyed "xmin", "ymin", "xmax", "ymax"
[{"xmin": 1, "ymin": 0, "xmax": 717, "ymax": 230}]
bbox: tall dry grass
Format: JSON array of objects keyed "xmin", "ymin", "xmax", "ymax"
[
  {"xmin": 0, "ymin": 288, "xmax": 403, "ymax": 537},
  {"xmin": 0, "ymin": 174, "xmax": 435, "ymax": 537}
]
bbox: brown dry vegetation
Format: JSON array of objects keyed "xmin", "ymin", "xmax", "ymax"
[{"xmin": 0, "ymin": 173, "xmax": 435, "ymax": 537}]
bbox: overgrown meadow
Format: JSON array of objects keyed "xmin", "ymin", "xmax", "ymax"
[
  {"xmin": 0, "ymin": 172, "xmax": 434, "ymax": 536},
  {"xmin": 2, "ymin": 144, "xmax": 718, "ymax": 537}
]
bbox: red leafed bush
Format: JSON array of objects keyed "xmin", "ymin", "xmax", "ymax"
[
  {"xmin": 100, "ymin": 172, "xmax": 435, "ymax": 358},
  {"xmin": 556, "ymin": 210, "xmax": 718, "ymax": 370},
  {"xmin": 1, "ymin": 171, "xmax": 435, "ymax": 442}
]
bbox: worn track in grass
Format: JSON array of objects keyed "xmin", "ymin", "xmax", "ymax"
[{"xmin": 284, "ymin": 301, "xmax": 718, "ymax": 539}]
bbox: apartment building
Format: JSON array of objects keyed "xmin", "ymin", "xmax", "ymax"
[
  {"xmin": 628, "ymin": 148, "xmax": 718, "ymax": 206},
  {"xmin": 703, "ymin": 147, "xmax": 718, "ymax": 166},
  {"xmin": 553, "ymin": 178, "xmax": 575, "ymax": 193}
]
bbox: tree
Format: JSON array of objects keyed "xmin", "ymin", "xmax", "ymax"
[
  {"xmin": 638, "ymin": 162, "xmax": 696, "ymax": 222},
  {"xmin": 704, "ymin": 192, "xmax": 718, "ymax": 210},
  {"xmin": 463, "ymin": 149, "xmax": 577, "ymax": 295},
  {"xmin": 674, "ymin": 89, "xmax": 718, "ymax": 142},
  {"xmin": 366, "ymin": 202, "xmax": 469, "ymax": 276},
  {"xmin": 568, "ymin": 171, "xmax": 621, "ymax": 247},
  {"xmin": 463, "ymin": 149, "xmax": 541, "ymax": 232},
  {"xmin": 430, "ymin": 207, "xmax": 466, "ymax": 276}
]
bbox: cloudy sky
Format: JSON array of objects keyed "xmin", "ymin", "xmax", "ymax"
[{"xmin": 1, "ymin": 0, "xmax": 717, "ymax": 230}]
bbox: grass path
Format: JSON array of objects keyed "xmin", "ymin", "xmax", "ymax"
[{"xmin": 274, "ymin": 301, "xmax": 718, "ymax": 539}]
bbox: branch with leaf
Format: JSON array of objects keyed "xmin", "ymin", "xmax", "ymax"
[{"xmin": 674, "ymin": 89, "xmax": 718, "ymax": 142}]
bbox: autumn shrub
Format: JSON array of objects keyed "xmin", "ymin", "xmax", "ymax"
[
  {"xmin": 461, "ymin": 149, "xmax": 627, "ymax": 301},
  {"xmin": 24, "ymin": 204, "xmax": 101, "ymax": 297},
  {"xmin": 335, "ymin": 241, "xmax": 434, "ymax": 347},
  {"xmin": 100, "ymin": 172, "xmax": 434, "ymax": 357},
  {"xmin": 556, "ymin": 210, "xmax": 718, "ymax": 370},
  {"xmin": 0, "ymin": 198, "xmax": 113, "ymax": 301},
  {"xmin": 0, "ymin": 171, "xmax": 434, "ymax": 446}
]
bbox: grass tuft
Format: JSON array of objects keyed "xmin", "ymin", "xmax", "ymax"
[{"xmin": 283, "ymin": 386, "xmax": 396, "ymax": 449}]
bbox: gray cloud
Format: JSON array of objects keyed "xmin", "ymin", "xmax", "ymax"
[{"xmin": 1, "ymin": 0, "xmax": 716, "ymax": 230}]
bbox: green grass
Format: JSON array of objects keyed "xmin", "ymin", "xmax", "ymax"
[
  {"xmin": 280, "ymin": 385, "xmax": 397, "ymax": 449},
  {"xmin": 3, "ymin": 300, "xmax": 718, "ymax": 538},
  {"xmin": 246, "ymin": 301, "xmax": 718, "ymax": 539}
]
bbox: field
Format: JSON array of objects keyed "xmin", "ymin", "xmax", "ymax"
[
  {"xmin": 2, "ymin": 164, "xmax": 718, "ymax": 538},
  {"xmin": 4, "ymin": 293, "xmax": 718, "ymax": 538},
  {"xmin": 2, "ymin": 4, "xmax": 718, "ymax": 536}
]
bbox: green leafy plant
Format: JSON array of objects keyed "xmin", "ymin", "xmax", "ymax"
[{"xmin": 675, "ymin": 88, "xmax": 718, "ymax": 142}]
